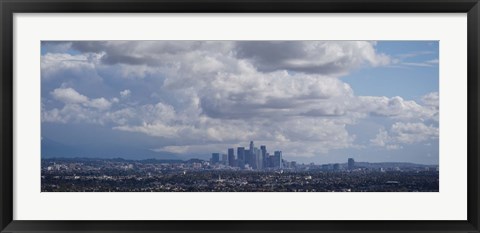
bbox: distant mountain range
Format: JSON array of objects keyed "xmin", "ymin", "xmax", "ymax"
[
  {"xmin": 41, "ymin": 137, "xmax": 181, "ymax": 160},
  {"xmin": 324, "ymin": 161, "xmax": 438, "ymax": 169}
]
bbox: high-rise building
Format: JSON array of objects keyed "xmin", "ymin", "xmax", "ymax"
[
  {"xmin": 237, "ymin": 159, "xmax": 245, "ymax": 169},
  {"xmin": 260, "ymin": 145, "xmax": 266, "ymax": 155},
  {"xmin": 266, "ymin": 153, "xmax": 273, "ymax": 168},
  {"xmin": 255, "ymin": 148, "xmax": 263, "ymax": 170},
  {"xmin": 274, "ymin": 151, "xmax": 282, "ymax": 168},
  {"xmin": 228, "ymin": 148, "xmax": 236, "ymax": 167},
  {"xmin": 237, "ymin": 147, "xmax": 245, "ymax": 161},
  {"xmin": 348, "ymin": 158, "xmax": 355, "ymax": 170},
  {"xmin": 210, "ymin": 142, "xmax": 290, "ymax": 170},
  {"xmin": 260, "ymin": 145, "xmax": 267, "ymax": 169},
  {"xmin": 237, "ymin": 147, "xmax": 245, "ymax": 169},
  {"xmin": 247, "ymin": 148, "xmax": 260, "ymax": 169},
  {"xmin": 211, "ymin": 153, "xmax": 220, "ymax": 164},
  {"xmin": 244, "ymin": 149, "xmax": 253, "ymax": 168}
]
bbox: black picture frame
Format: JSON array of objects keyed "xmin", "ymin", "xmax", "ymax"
[{"xmin": 1, "ymin": 0, "xmax": 479, "ymax": 232}]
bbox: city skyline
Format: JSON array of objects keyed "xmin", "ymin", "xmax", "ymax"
[
  {"xmin": 41, "ymin": 41, "xmax": 439, "ymax": 164},
  {"xmin": 210, "ymin": 140, "xmax": 285, "ymax": 170}
]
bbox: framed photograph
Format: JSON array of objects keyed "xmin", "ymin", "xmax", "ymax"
[{"xmin": 1, "ymin": 0, "xmax": 479, "ymax": 232}]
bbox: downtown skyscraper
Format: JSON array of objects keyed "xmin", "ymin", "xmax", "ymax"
[{"xmin": 211, "ymin": 141, "xmax": 283, "ymax": 170}]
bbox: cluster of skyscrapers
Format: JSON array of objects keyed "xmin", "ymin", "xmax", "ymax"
[{"xmin": 211, "ymin": 141, "xmax": 283, "ymax": 170}]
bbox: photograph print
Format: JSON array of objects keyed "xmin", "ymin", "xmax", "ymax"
[{"xmin": 41, "ymin": 41, "xmax": 439, "ymax": 192}]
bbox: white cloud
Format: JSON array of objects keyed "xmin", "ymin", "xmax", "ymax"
[
  {"xmin": 113, "ymin": 107, "xmax": 356, "ymax": 157},
  {"xmin": 87, "ymin": 97, "xmax": 112, "ymax": 110},
  {"xmin": 421, "ymin": 92, "xmax": 439, "ymax": 107},
  {"xmin": 120, "ymin": 89, "xmax": 131, "ymax": 98},
  {"xmin": 356, "ymin": 95, "xmax": 438, "ymax": 121},
  {"xmin": 42, "ymin": 103, "xmax": 94, "ymax": 124},
  {"xmin": 235, "ymin": 41, "xmax": 390, "ymax": 75},
  {"xmin": 51, "ymin": 87, "xmax": 112, "ymax": 110},
  {"xmin": 41, "ymin": 41, "xmax": 438, "ymax": 159},
  {"xmin": 402, "ymin": 62, "xmax": 435, "ymax": 67},
  {"xmin": 371, "ymin": 122, "xmax": 439, "ymax": 150},
  {"xmin": 44, "ymin": 78, "xmax": 437, "ymax": 157},
  {"xmin": 370, "ymin": 128, "xmax": 390, "ymax": 147},
  {"xmin": 199, "ymin": 71, "xmax": 355, "ymax": 120},
  {"xmin": 114, "ymin": 122, "xmax": 183, "ymax": 139},
  {"xmin": 62, "ymin": 41, "xmax": 390, "ymax": 78},
  {"xmin": 391, "ymin": 122, "xmax": 439, "ymax": 144},
  {"xmin": 390, "ymin": 50, "xmax": 438, "ymax": 68},
  {"xmin": 51, "ymin": 87, "xmax": 89, "ymax": 104},
  {"xmin": 43, "ymin": 87, "xmax": 113, "ymax": 124},
  {"xmin": 41, "ymin": 53, "xmax": 103, "ymax": 81}
]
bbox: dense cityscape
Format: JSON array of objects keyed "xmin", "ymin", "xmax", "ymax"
[
  {"xmin": 41, "ymin": 141, "xmax": 439, "ymax": 192},
  {"xmin": 211, "ymin": 141, "xmax": 286, "ymax": 170}
]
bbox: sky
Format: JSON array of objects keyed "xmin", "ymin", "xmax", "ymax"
[{"xmin": 41, "ymin": 41, "xmax": 439, "ymax": 164}]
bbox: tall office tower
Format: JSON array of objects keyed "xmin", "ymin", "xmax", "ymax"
[
  {"xmin": 237, "ymin": 147, "xmax": 245, "ymax": 161},
  {"xmin": 348, "ymin": 158, "xmax": 355, "ymax": 170},
  {"xmin": 245, "ymin": 149, "xmax": 253, "ymax": 168},
  {"xmin": 228, "ymin": 148, "xmax": 236, "ymax": 167},
  {"xmin": 251, "ymin": 148, "xmax": 258, "ymax": 169},
  {"xmin": 255, "ymin": 148, "xmax": 263, "ymax": 170},
  {"xmin": 260, "ymin": 145, "xmax": 267, "ymax": 169},
  {"xmin": 265, "ymin": 153, "xmax": 272, "ymax": 168},
  {"xmin": 274, "ymin": 151, "xmax": 283, "ymax": 168},
  {"xmin": 250, "ymin": 148, "xmax": 258, "ymax": 169},
  {"xmin": 222, "ymin": 154, "xmax": 228, "ymax": 165},
  {"xmin": 249, "ymin": 141, "xmax": 254, "ymax": 154},
  {"xmin": 237, "ymin": 158, "xmax": 245, "ymax": 169},
  {"xmin": 211, "ymin": 153, "xmax": 220, "ymax": 164},
  {"xmin": 260, "ymin": 145, "xmax": 267, "ymax": 154}
]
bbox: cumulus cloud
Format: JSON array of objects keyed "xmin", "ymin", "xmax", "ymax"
[
  {"xmin": 41, "ymin": 41, "xmax": 438, "ymax": 158},
  {"xmin": 69, "ymin": 41, "xmax": 234, "ymax": 70},
  {"xmin": 199, "ymin": 71, "xmax": 354, "ymax": 120},
  {"xmin": 43, "ymin": 103, "xmax": 92, "ymax": 124},
  {"xmin": 43, "ymin": 87, "xmax": 113, "ymax": 124},
  {"xmin": 371, "ymin": 122, "xmax": 439, "ymax": 150},
  {"xmin": 51, "ymin": 87, "xmax": 112, "ymax": 110},
  {"xmin": 356, "ymin": 95, "xmax": 438, "ymax": 121},
  {"xmin": 87, "ymin": 98, "xmax": 112, "ymax": 110},
  {"xmin": 392, "ymin": 122, "xmax": 439, "ymax": 143},
  {"xmin": 422, "ymin": 92, "xmax": 439, "ymax": 107},
  {"xmin": 41, "ymin": 53, "xmax": 103, "ymax": 81},
  {"xmin": 51, "ymin": 87, "xmax": 89, "ymax": 104},
  {"xmin": 43, "ymin": 84, "xmax": 436, "ymax": 157},
  {"xmin": 144, "ymin": 117, "xmax": 356, "ymax": 157},
  {"xmin": 235, "ymin": 41, "xmax": 390, "ymax": 75},
  {"xmin": 120, "ymin": 89, "xmax": 131, "ymax": 98},
  {"xmin": 63, "ymin": 41, "xmax": 390, "ymax": 77}
]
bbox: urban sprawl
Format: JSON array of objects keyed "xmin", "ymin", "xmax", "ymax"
[{"xmin": 42, "ymin": 141, "xmax": 439, "ymax": 192}]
